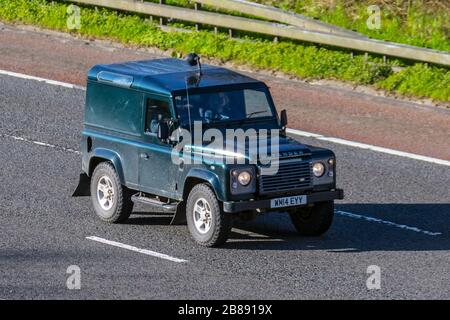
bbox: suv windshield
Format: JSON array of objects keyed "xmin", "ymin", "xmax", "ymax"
[{"xmin": 174, "ymin": 87, "xmax": 274, "ymax": 126}]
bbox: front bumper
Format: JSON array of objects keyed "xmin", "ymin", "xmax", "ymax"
[{"xmin": 223, "ymin": 189, "xmax": 344, "ymax": 213}]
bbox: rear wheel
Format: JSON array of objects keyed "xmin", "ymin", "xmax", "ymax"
[
  {"xmin": 289, "ymin": 201, "xmax": 334, "ymax": 236},
  {"xmin": 90, "ymin": 162, "xmax": 133, "ymax": 223},
  {"xmin": 186, "ymin": 184, "xmax": 232, "ymax": 247}
]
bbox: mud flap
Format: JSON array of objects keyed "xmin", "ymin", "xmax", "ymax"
[
  {"xmin": 72, "ymin": 173, "xmax": 91, "ymax": 197},
  {"xmin": 170, "ymin": 201, "xmax": 187, "ymax": 225}
]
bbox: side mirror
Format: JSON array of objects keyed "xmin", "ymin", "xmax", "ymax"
[
  {"xmin": 280, "ymin": 109, "xmax": 288, "ymax": 128},
  {"xmin": 157, "ymin": 121, "xmax": 170, "ymax": 141}
]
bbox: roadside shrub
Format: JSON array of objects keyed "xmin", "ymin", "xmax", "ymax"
[{"xmin": 377, "ymin": 64, "xmax": 450, "ymax": 101}]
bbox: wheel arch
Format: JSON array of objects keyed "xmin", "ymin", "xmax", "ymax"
[
  {"xmin": 73, "ymin": 149, "xmax": 125, "ymax": 197},
  {"xmin": 183, "ymin": 168, "xmax": 225, "ymax": 201},
  {"xmin": 170, "ymin": 169, "xmax": 225, "ymax": 225},
  {"xmin": 88, "ymin": 148, "xmax": 125, "ymax": 184}
]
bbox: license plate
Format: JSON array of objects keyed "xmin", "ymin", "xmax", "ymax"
[{"xmin": 270, "ymin": 195, "xmax": 307, "ymax": 208}]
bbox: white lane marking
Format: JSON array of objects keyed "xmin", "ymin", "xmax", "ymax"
[
  {"xmin": 287, "ymin": 128, "xmax": 450, "ymax": 167},
  {"xmin": 0, "ymin": 69, "xmax": 85, "ymax": 90},
  {"xmin": 286, "ymin": 129, "xmax": 323, "ymax": 138},
  {"xmin": 336, "ymin": 210, "xmax": 442, "ymax": 236},
  {"xmin": 86, "ymin": 236, "xmax": 188, "ymax": 263},
  {"xmin": 1, "ymin": 69, "xmax": 450, "ymax": 168},
  {"xmin": 0, "ymin": 133, "xmax": 81, "ymax": 154}
]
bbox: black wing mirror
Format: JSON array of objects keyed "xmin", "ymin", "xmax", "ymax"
[
  {"xmin": 280, "ymin": 109, "xmax": 288, "ymax": 128},
  {"xmin": 157, "ymin": 121, "xmax": 170, "ymax": 141}
]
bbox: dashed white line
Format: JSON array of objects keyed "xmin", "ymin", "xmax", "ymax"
[
  {"xmin": 86, "ymin": 236, "xmax": 188, "ymax": 263},
  {"xmin": 287, "ymin": 128, "xmax": 450, "ymax": 167},
  {"xmin": 0, "ymin": 133, "xmax": 81, "ymax": 154},
  {"xmin": 336, "ymin": 210, "xmax": 442, "ymax": 236}
]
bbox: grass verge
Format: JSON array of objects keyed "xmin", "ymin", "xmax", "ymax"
[
  {"xmin": 0, "ymin": 0, "xmax": 448, "ymax": 102},
  {"xmin": 253, "ymin": 0, "xmax": 450, "ymax": 52}
]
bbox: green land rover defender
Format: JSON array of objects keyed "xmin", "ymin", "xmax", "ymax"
[{"xmin": 74, "ymin": 55, "xmax": 343, "ymax": 247}]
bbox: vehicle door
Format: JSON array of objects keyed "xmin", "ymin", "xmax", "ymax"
[{"xmin": 139, "ymin": 95, "xmax": 177, "ymax": 198}]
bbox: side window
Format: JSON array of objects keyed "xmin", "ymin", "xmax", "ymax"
[
  {"xmin": 145, "ymin": 98, "xmax": 171, "ymax": 134},
  {"xmin": 85, "ymin": 83, "xmax": 142, "ymax": 135}
]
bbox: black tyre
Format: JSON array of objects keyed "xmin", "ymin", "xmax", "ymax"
[
  {"xmin": 90, "ymin": 162, "xmax": 133, "ymax": 223},
  {"xmin": 186, "ymin": 184, "xmax": 232, "ymax": 247},
  {"xmin": 289, "ymin": 201, "xmax": 334, "ymax": 236}
]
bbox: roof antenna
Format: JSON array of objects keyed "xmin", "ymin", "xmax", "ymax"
[
  {"xmin": 186, "ymin": 53, "xmax": 202, "ymax": 77},
  {"xmin": 184, "ymin": 76, "xmax": 193, "ymax": 138},
  {"xmin": 184, "ymin": 53, "xmax": 201, "ymax": 139}
]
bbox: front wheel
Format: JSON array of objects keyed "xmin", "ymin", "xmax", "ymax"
[
  {"xmin": 288, "ymin": 201, "xmax": 334, "ymax": 236},
  {"xmin": 186, "ymin": 184, "xmax": 232, "ymax": 247}
]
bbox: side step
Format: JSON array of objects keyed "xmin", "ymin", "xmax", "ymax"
[{"xmin": 131, "ymin": 194, "xmax": 178, "ymax": 213}]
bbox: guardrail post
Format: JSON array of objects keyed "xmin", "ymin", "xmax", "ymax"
[
  {"xmin": 145, "ymin": 0, "xmax": 153, "ymax": 23},
  {"xmin": 65, "ymin": 0, "xmax": 450, "ymax": 66},
  {"xmin": 194, "ymin": 3, "xmax": 201, "ymax": 31},
  {"xmin": 159, "ymin": 0, "xmax": 166, "ymax": 26},
  {"xmin": 228, "ymin": 29, "xmax": 233, "ymax": 38}
]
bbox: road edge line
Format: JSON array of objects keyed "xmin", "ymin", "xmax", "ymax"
[
  {"xmin": 287, "ymin": 128, "xmax": 450, "ymax": 167},
  {"xmin": 0, "ymin": 69, "xmax": 85, "ymax": 90}
]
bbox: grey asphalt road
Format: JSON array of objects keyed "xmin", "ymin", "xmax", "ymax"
[{"xmin": 0, "ymin": 74, "xmax": 449, "ymax": 299}]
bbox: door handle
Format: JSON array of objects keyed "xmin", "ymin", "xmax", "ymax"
[{"xmin": 140, "ymin": 153, "xmax": 150, "ymax": 160}]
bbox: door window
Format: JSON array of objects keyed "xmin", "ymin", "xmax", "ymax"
[{"xmin": 145, "ymin": 98, "xmax": 171, "ymax": 134}]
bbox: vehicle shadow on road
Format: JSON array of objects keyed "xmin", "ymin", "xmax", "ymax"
[
  {"xmin": 224, "ymin": 203, "xmax": 450, "ymax": 252},
  {"xmin": 123, "ymin": 213, "xmax": 173, "ymax": 226}
]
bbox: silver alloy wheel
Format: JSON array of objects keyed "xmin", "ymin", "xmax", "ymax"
[
  {"xmin": 193, "ymin": 198, "xmax": 212, "ymax": 234},
  {"xmin": 97, "ymin": 175, "xmax": 115, "ymax": 211}
]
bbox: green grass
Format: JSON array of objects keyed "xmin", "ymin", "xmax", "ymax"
[
  {"xmin": 253, "ymin": 0, "xmax": 450, "ymax": 52},
  {"xmin": 0, "ymin": 0, "xmax": 448, "ymax": 102},
  {"xmin": 377, "ymin": 64, "xmax": 450, "ymax": 101}
]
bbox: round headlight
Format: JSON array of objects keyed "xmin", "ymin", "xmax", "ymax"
[
  {"xmin": 312, "ymin": 162, "xmax": 325, "ymax": 177},
  {"xmin": 237, "ymin": 171, "xmax": 252, "ymax": 186}
]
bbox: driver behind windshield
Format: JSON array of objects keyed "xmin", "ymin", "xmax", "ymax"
[
  {"xmin": 202, "ymin": 92, "xmax": 232, "ymax": 121},
  {"xmin": 175, "ymin": 88, "xmax": 271, "ymax": 126}
]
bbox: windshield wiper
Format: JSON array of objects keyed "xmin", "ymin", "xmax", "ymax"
[{"xmin": 247, "ymin": 110, "xmax": 268, "ymax": 118}]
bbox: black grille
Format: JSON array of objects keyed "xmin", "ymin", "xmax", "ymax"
[{"xmin": 259, "ymin": 160, "xmax": 312, "ymax": 194}]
